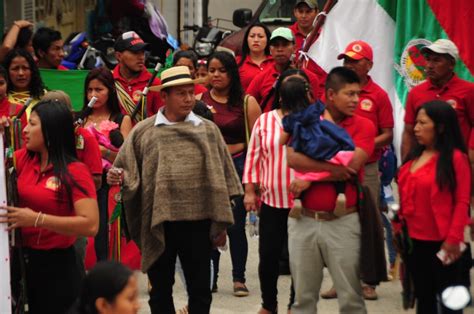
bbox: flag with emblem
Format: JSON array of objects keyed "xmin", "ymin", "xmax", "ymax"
[{"xmin": 307, "ymin": 0, "xmax": 474, "ymax": 153}]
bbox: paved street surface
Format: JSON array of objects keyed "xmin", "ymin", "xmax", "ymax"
[{"xmin": 135, "ymin": 231, "xmax": 474, "ymax": 313}]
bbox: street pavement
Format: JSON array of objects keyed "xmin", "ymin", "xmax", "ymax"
[{"xmin": 135, "ymin": 230, "xmax": 474, "ymax": 314}]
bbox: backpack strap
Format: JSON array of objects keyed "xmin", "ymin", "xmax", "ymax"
[{"xmin": 115, "ymin": 82, "xmax": 146, "ymax": 123}]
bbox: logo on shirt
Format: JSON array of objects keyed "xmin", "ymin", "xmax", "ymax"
[
  {"xmin": 446, "ymin": 99, "xmax": 458, "ymax": 110},
  {"xmin": 132, "ymin": 90, "xmax": 143, "ymax": 102},
  {"xmin": 395, "ymin": 38, "xmax": 431, "ymax": 89},
  {"xmin": 45, "ymin": 176, "xmax": 61, "ymax": 191},
  {"xmin": 76, "ymin": 134, "xmax": 84, "ymax": 150},
  {"xmin": 360, "ymin": 99, "xmax": 374, "ymax": 112}
]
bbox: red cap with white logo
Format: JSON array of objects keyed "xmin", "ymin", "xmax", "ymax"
[{"xmin": 337, "ymin": 40, "xmax": 373, "ymax": 62}]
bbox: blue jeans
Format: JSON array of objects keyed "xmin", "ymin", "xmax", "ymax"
[{"xmin": 381, "ymin": 212, "xmax": 396, "ymax": 266}]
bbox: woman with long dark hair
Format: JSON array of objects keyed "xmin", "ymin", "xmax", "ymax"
[
  {"xmin": 243, "ymin": 70, "xmax": 311, "ymax": 313},
  {"xmin": 81, "ymin": 67, "xmax": 132, "ymax": 262},
  {"xmin": 197, "ymin": 51, "xmax": 261, "ymax": 296},
  {"xmin": 70, "ymin": 261, "xmax": 140, "ymax": 314},
  {"xmin": 0, "ymin": 100, "xmax": 99, "ymax": 314},
  {"xmin": 3, "ymin": 48, "xmax": 45, "ymax": 106},
  {"xmin": 237, "ymin": 23, "xmax": 273, "ymax": 91},
  {"xmin": 398, "ymin": 100, "xmax": 470, "ymax": 314}
]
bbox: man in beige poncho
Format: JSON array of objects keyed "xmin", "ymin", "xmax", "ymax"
[{"xmin": 108, "ymin": 66, "xmax": 242, "ymax": 314}]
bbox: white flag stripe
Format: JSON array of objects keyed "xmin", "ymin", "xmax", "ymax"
[{"xmin": 308, "ymin": 0, "xmax": 404, "ymax": 159}]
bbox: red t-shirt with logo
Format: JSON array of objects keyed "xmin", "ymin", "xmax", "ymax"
[
  {"xmin": 404, "ymin": 75, "xmax": 474, "ymax": 145},
  {"xmin": 236, "ymin": 55, "xmax": 274, "ymax": 92},
  {"xmin": 75, "ymin": 127, "xmax": 103, "ymax": 176},
  {"xmin": 301, "ymin": 115, "xmax": 376, "ymax": 212},
  {"xmin": 15, "ymin": 148, "xmax": 97, "ymax": 249},
  {"xmin": 356, "ymin": 76, "xmax": 394, "ymax": 163},
  {"xmin": 113, "ymin": 65, "xmax": 163, "ymax": 116},
  {"xmin": 247, "ymin": 65, "xmax": 321, "ymax": 112}
]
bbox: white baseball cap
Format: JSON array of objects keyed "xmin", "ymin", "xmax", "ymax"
[{"xmin": 421, "ymin": 39, "xmax": 459, "ymax": 60}]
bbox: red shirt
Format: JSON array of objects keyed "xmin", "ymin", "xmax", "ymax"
[
  {"xmin": 76, "ymin": 127, "xmax": 103, "ymax": 175},
  {"xmin": 15, "ymin": 148, "xmax": 97, "ymax": 249},
  {"xmin": 289, "ymin": 22, "xmax": 306, "ymax": 56},
  {"xmin": 0, "ymin": 97, "xmax": 25, "ymax": 123},
  {"xmin": 201, "ymin": 91, "xmax": 245, "ymax": 144},
  {"xmin": 247, "ymin": 65, "xmax": 321, "ymax": 112},
  {"xmin": 243, "ymin": 110, "xmax": 295, "ymax": 208},
  {"xmin": 113, "ymin": 65, "xmax": 163, "ymax": 116},
  {"xmin": 195, "ymin": 84, "xmax": 207, "ymax": 95},
  {"xmin": 356, "ymin": 77, "xmax": 394, "ymax": 163},
  {"xmin": 0, "ymin": 98, "xmax": 27, "ymax": 144},
  {"xmin": 57, "ymin": 64, "xmax": 69, "ymax": 70},
  {"xmin": 404, "ymin": 75, "xmax": 474, "ymax": 145},
  {"xmin": 469, "ymin": 129, "xmax": 474, "ymax": 149},
  {"xmin": 236, "ymin": 55, "xmax": 274, "ymax": 92},
  {"xmin": 398, "ymin": 150, "xmax": 470, "ymax": 244},
  {"xmin": 301, "ymin": 115, "xmax": 376, "ymax": 212}
]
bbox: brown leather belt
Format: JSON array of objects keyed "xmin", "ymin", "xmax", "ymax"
[{"xmin": 301, "ymin": 207, "xmax": 357, "ymax": 221}]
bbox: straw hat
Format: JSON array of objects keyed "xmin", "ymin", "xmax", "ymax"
[{"xmin": 150, "ymin": 66, "xmax": 203, "ymax": 92}]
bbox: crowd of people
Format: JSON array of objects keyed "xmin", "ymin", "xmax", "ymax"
[{"xmin": 0, "ymin": 0, "xmax": 473, "ymax": 313}]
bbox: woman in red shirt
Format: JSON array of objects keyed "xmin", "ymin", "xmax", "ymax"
[
  {"xmin": 0, "ymin": 100, "xmax": 99, "ymax": 313},
  {"xmin": 236, "ymin": 22, "xmax": 274, "ymax": 92},
  {"xmin": 398, "ymin": 100, "xmax": 470, "ymax": 314}
]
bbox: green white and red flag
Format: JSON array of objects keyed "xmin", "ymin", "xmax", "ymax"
[{"xmin": 307, "ymin": 0, "xmax": 474, "ymax": 152}]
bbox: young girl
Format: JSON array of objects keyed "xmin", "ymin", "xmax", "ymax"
[
  {"xmin": 279, "ymin": 76, "xmax": 355, "ymax": 183},
  {"xmin": 81, "ymin": 67, "xmax": 132, "ymax": 263},
  {"xmin": 0, "ymin": 64, "xmax": 25, "ymax": 125}
]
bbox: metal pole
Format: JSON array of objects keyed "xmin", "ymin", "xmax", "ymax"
[{"xmin": 0, "ymin": 0, "xmax": 4, "ymax": 41}]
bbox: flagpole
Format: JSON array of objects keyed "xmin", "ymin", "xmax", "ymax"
[
  {"xmin": 298, "ymin": 0, "xmax": 338, "ymax": 68},
  {"xmin": 0, "ymin": 135, "xmax": 12, "ymax": 314}
]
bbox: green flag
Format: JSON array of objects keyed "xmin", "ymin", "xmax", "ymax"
[{"xmin": 40, "ymin": 69, "xmax": 89, "ymax": 111}]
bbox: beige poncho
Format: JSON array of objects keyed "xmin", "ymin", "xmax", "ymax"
[{"xmin": 114, "ymin": 116, "xmax": 242, "ymax": 272}]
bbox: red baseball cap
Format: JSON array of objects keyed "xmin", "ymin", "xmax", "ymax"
[{"xmin": 337, "ymin": 40, "xmax": 373, "ymax": 62}]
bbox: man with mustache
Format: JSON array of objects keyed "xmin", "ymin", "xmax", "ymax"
[
  {"xmin": 402, "ymin": 39, "xmax": 474, "ymax": 160},
  {"xmin": 113, "ymin": 31, "xmax": 163, "ymax": 121},
  {"xmin": 247, "ymin": 27, "xmax": 321, "ymax": 113}
]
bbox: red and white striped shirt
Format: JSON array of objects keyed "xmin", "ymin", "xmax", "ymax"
[{"xmin": 243, "ymin": 110, "xmax": 294, "ymax": 209}]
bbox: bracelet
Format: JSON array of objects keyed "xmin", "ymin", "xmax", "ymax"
[
  {"xmin": 40, "ymin": 213, "xmax": 46, "ymax": 226},
  {"xmin": 34, "ymin": 211, "xmax": 42, "ymax": 228},
  {"xmin": 13, "ymin": 22, "xmax": 21, "ymax": 28}
]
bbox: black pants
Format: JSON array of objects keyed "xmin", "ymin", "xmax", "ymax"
[
  {"xmin": 147, "ymin": 220, "xmax": 212, "ymax": 314},
  {"xmin": 407, "ymin": 239, "xmax": 464, "ymax": 314},
  {"xmin": 11, "ymin": 246, "xmax": 82, "ymax": 314},
  {"xmin": 259, "ymin": 203, "xmax": 290, "ymax": 312},
  {"xmin": 95, "ymin": 173, "xmax": 109, "ymax": 261}
]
